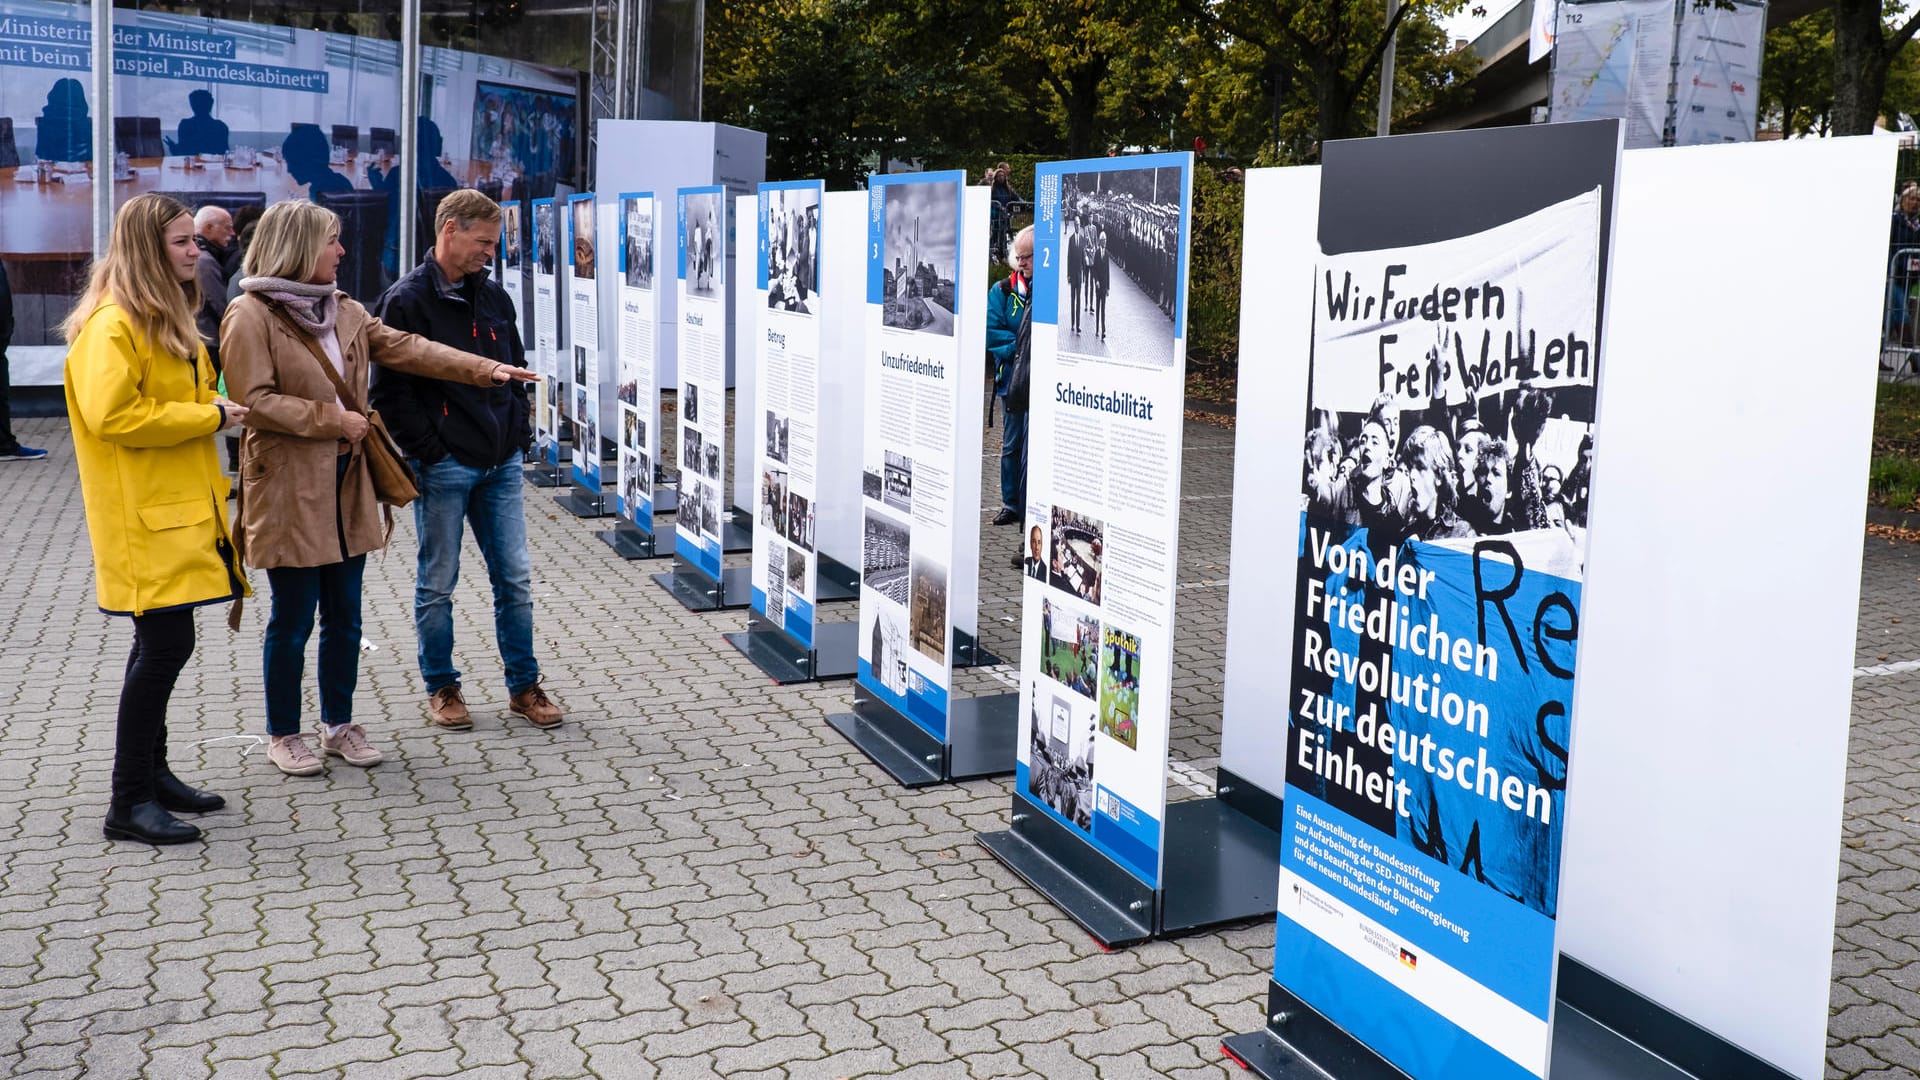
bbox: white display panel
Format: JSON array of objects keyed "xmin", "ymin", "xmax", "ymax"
[
  {"xmin": 567, "ymin": 191, "xmax": 602, "ymax": 488},
  {"xmin": 675, "ymin": 186, "xmax": 729, "ymax": 579},
  {"xmin": 734, "ymin": 195, "xmax": 762, "ymax": 512},
  {"xmin": 614, "ymin": 192, "xmax": 659, "ymax": 525},
  {"xmin": 531, "ymin": 196, "xmax": 565, "ymax": 466}
]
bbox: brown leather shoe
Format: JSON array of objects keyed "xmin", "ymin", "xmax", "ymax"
[
  {"xmin": 509, "ymin": 683, "xmax": 563, "ymax": 729},
  {"xmin": 427, "ymin": 685, "xmax": 473, "ymax": 730}
]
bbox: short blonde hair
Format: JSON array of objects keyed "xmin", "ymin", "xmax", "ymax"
[
  {"xmin": 246, "ymin": 200, "xmax": 340, "ymax": 283},
  {"xmin": 435, "ymin": 188, "xmax": 502, "ymax": 236}
]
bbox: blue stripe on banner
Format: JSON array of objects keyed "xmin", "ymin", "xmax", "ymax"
[
  {"xmin": 866, "ymin": 183, "xmax": 885, "ymax": 305},
  {"xmin": 906, "ymin": 673, "xmax": 949, "ymax": 741},
  {"xmin": 857, "ymin": 657, "xmax": 910, "ymax": 714},
  {"xmin": 694, "ymin": 535, "xmax": 720, "ymax": 580},
  {"xmin": 752, "ymin": 586, "xmax": 767, "ymax": 615},
  {"xmin": 1281, "ymin": 794, "xmax": 1555, "ymax": 1016},
  {"xmin": 674, "ymin": 532, "xmax": 704, "ymax": 569},
  {"xmin": 1011, "ymin": 762, "xmax": 1160, "ymax": 889},
  {"xmin": 677, "ymin": 191, "xmax": 688, "ymax": 281},
  {"xmin": 1031, "ymin": 153, "xmax": 1192, "ymax": 331},
  {"xmin": 757, "ymin": 188, "xmax": 770, "ymax": 289},
  {"xmin": 636, "ymin": 495, "xmax": 653, "ymax": 523},
  {"xmin": 785, "ymin": 595, "xmax": 815, "ymax": 649},
  {"xmin": 544, "ymin": 439, "xmax": 560, "ymax": 468},
  {"xmin": 1092, "ymin": 788, "xmax": 1160, "ymax": 885},
  {"xmin": 1272, "ymin": 916, "xmax": 1541, "ymax": 1080}
]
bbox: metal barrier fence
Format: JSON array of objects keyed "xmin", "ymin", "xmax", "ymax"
[{"xmin": 1883, "ymin": 246, "xmax": 1920, "ymax": 382}]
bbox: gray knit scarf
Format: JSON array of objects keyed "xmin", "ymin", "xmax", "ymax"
[{"xmin": 238, "ymin": 275, "xmax": 339, "ymax": 337}]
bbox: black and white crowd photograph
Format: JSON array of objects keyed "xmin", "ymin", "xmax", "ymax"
[
  {"xmin": 1301, "ymin": 384, "xmax": 1594, "ymax": 570},
  {"xmin": 502, "ymin": 202, "xmax": 523, "ymax": 270},
  {"xmin": 684, "ymin": 191, "xmax": 722, "ymax": 297},
  {"xmin": 679, "ymin": 478, "xmax": 707, "ymax": 540},
  {"xmin": 682, "ymin": 427, "xmax": 702, "ymax": 482},
  {"xmin": 760, "ymin": 467, "xmax": 788, "ymax": 533},
  {"xmin": 1058, "ymin": 166, "xmax": 1182, "ymax": 368},
  {"xmin": 786, "ymin": 492, "xmax": 816, "ymax": 552},
  {"xmin": 1026, "ymin": 686, "xmax": 1095, "ymax": 832},
  {"xmin": 880, "ymin": 181, "xmax": 958, "ymax": 336},
  {"xmin": 534, "ymin": 200, "xmax": 557, "ymax": 275},
  {"xmin": 622, "ymin": 196, "xmax": 653, "ymax": 290},
  {"xmin": 785, "ymin": 545, "xmax": 808, "ymax": 592},
  {"xmin": 766, "ymin": 185, "xmax": 820, "ymax": 314},
  {"xmin": 862, "ymin": 509, "xmax": 911, "ymax": 605},
  {"xmin": 701, "ymin": 441, "xmax": 722, "ymax": 482}
]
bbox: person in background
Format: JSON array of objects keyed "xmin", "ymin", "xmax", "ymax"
[
  {"xmin": 222, "ymin": 200, "xmax": 536, "ymax": 778},
  {"xmin": 61, "ymin": 193, "xmax": 253, "ymax": 845},
  {"xmin": 168, "ymin": 90, "xmax": 230, "ymax": 157},
  {"xmin": 35, "ymin": 78, "xmax": 91, "ymax": 163},
  {"xmin": 281, "ymin": 126, "xmax": 353, "ymax": 200},
  {"xmin": 986, "ymin": 226, "xmax": 1034, "ymax": 563},
  {"xmin": 192, "ymin": 207, "xmax": 235, "ymax": 369},
  {"xmin": 369, "ymin": 117, "xmax": 462, "ymax": 279},
  {"xmin": 1889, "ymin": 184, "xmax": 1920, "ymax": 346},
  {"xmin": 0, "ymin": 258, "xmax": 46, "ymax": 461},
  {"xmin": 225, "ymin": 208, "xmax": 264, "ymax": 304},
  {"xmin": 370, "ymin": 189, "xmax": 561, "ymax": 732}
]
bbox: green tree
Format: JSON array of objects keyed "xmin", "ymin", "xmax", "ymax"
[
  {"xmin": 1761, "ymin": 10, "xmax": 1835, "ymax": 137},
  {"xmin": 1000, "ymin": 0, "xmax": 1193, "ymax": 156},
  {"xmin": 1833, "ymin": 0, "xmax": 1920, "ymax": 134}
]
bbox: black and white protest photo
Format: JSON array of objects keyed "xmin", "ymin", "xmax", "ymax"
[
  {"xmin": 1026, "ymin": 684, "xmax": 1095, "ymax": 832},
  {"xmin": 881, "ymin": 181, "xmax": 958, "ymax": 336},
  {"xmin": 621, "ymin": 455, "xmax": 646, "ymax": 514},
  {"xmin": 908, "ymin": 554, "xmax": 948, "ymax": 661},
  {"xmin": 785, "ymin": 545, "xmax": 808, "ymax": 592},
  {"xmin": 701, "ymin": 441, "xmax": 721, "ymax": 482},
  {"xmin": 622, "ymin": 196, "xmax": 653, "ymax": 290},
  {"xmin": 767, "ymin": 410, "xmax": 789, "ymax": 464},
  {"xmin": 684, "ymin": 191, "xmax": 722, "ymax": 297},
  {"xmin": 570, "ymin": 197, "xmax": 596, "ymax": 280},
  {"xmin": 503, "ymin": 202, "xmax": 523, "ymax": 270},
  {"xmin": 1058, "ymin": 166, "xmax": 1181, "ymax": 368},
  {"xmin": 786, "ymin": 492, "xmax": 815, "ymax": 552},
  {"xmin": 1047, "ymin": 505, "xmax": 1104, "ymax": 604},
  {"xmin": 766, "ymin": 186, "xmax": 820, "ymax": 314},
  {"xmin": 534, "ymin": 201, "xmax": 557, "ymax": 275},
  {"xmin": 682, "ymin": 427, "xmax": 702, "ymax": 483},
  {"xmin": 862, "ymin": 509, "xmax": 911, "ymax": 604}
]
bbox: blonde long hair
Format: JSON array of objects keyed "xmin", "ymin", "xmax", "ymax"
[
  {"xmin": 61, "ymin": 193, "xmax": 201, "ymax": 360},
  {"xmin": 245, "ymin": 200, "xmax": 340, "ymax": 283}
]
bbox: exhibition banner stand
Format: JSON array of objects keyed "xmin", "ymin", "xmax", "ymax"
[
  {"xmin": 597, "ymin": 191, "xmax": 673, "ymax": 559},
  {"xmin": 1219, "ymin": 121, "xmax": 1623, "ymax": 1080},
  {"xmin": 653, "ymin": 186, "xmax": 753, "ymax": 611},
  {"xmin": 558, "ymin": 191, "xmax": 613, "ymax": 518},
  {"xmin": 725, "ymin": 180, "xmax": 864, "ymax": 683},
  {"xmin": 526, "ymin": 196, "xmax": 569, "ymax": 487},
  {"xmin": 975, "ymin": 153, "xmax": 1275, "ymax": 947},
  {"xmin": 825, "ymin": 176, "xmax": 1013, "ymax": 786}
]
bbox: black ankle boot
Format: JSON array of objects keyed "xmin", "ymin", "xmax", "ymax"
[
  {"xmin": 155, "ymin": 771, "xmax": 226, "ymax": 813},
  {"xmin": 103, "ymin": 801, "xmax": 202, "ymax": 845}
]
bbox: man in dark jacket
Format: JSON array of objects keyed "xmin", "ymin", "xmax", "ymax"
[
  {"xmin": 372, "ymin": 189, "xmax": 562, "ymax": 732},
  {"xmin": 985, "ymin": 226, "xmax": 1033, "ymax": 563},
  {"xmin": 0, "ymin": 258, "xmax": 45, "ymax": 461}
]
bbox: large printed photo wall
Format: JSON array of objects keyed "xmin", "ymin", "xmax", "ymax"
[{"xmin": 1014, "ymin": 155, "xmax": 1193, "ymax": 889}]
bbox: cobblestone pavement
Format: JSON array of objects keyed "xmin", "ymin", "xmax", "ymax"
[{"xmin": 0, "ymin": 407, "xmax": 1912, "ymax": 1079}]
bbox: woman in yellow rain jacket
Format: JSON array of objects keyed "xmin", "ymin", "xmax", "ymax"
[{"xmin": 63, "ymin": 193, "xmax": 252, "ymax": 846}]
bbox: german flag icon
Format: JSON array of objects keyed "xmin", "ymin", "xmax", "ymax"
[{"xmin": 1399, "ymin": 948, "xmax": 1419, "ymax": 970}]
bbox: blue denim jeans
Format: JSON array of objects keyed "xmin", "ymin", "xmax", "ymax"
[
  {"xmin": 263, "ymin": 555, "xmax": 367, "ymax": 737},
  {"xmin": 999, "ymin": 404, "xmax": 1028, "ymax": 515},
  {"xmin": 412, "ymin": 456, "xmax": 539, "ymax": 695}
]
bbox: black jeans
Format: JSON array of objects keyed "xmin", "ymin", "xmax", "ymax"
[
  {"xmin": 0, "ymin": 346, "xmax": 16, "ymax": 452},
  {"xmin": 113, "ymin": 609, "xmax": 196, "ymax": 808}
]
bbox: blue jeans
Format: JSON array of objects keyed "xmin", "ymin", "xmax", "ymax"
[
  {"xmin": 264, "ymin": 555, "xmax": 367, "ymax": 737},
  {"xmin": 412, "ymin": 456, "xmax": 539, "ymax": 695},
  {"xmin": 1000, "ymin": 403, "xmax": 1027, "ymax": 514}
]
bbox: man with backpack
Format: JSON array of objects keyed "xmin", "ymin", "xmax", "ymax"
[{"xmin": 986, "ymin": 226, "xmax": 1034, "ymax": 566}]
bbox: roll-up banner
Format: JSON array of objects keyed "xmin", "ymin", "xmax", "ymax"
[
  {"xmin": 500, "ymin": 200, "xmax": 528, "ymax": 357},
  {"xmin": 568, "ymin": 192, "xmax": 602, "ymax": 490},
  {"xmin": 749, "ymin": 179, "xmax": 826, "ymax": 648},
  {"xmin": 1267, "ymin": 122, "xmax": 1620, "ymax": 1080},
  {"xmin": 675, "ymin": 186, "xmax": 729, "ymax": 578},
  {"xmin": 1011, "ymin": 153, "xmax": 1192, "ymax": 892},
  {"xmin": 855, "ymin": 170, "xmax": 968, "ymax": 737},
  {"xmin": 532, "ymin": 196, "xmax": 564, "ymax": 466},
  {"xmin": 616, "ymin": 192, "xmax": 659, "ymax": 526}
]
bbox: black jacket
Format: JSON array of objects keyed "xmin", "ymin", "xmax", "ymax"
[
  {"xmin": 0, "ymin": 258, "xmax": 13, "ymax": 351},
  {"xmin": 371, "ymin": 253, "xmax": 530, "ymax": 467}
]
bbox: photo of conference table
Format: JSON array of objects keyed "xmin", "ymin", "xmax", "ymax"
[{"xmin": 1, "ymin": 154, "xmax": 496, "ymax": 260}]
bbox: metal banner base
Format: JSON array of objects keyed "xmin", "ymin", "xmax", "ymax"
[
  {"xmin": 649, "ymin": 562, "xmax": 752, "ymax": 612},
  {"xmin": 652, "ymin": 487, "xmax": 678, "ymax": 515},
  {"xmin": 952, "ymin": 629, "xmax": 1003, "ymax": 670},
  {"xmin": 723, "ymin": 614, "xmax": 858, "ymax": 684},
  {"xmin": 555, "ymin": 479, "xmax": 611, "ymax": 518},
  {"xmin": 977, "ymin": 794, "xmax": 1281, "ymax": 949},
  {"xmin": 826, "ymin": 686, "xmax": 1018, "ymax": 788},
  {"xmin": 1222, "ymin": 959, "xmax": 1794, "ymax": 1080},
  {"xmin": 524, "ymin": 459, "xmax": 567, "ymax": 487},
  {"xmin": 723, "ymin": 513, "xmax": 751, "ymax": 554},
  {"xmin": 594, "ymin": 521, "xmax": 661, "ymax": 560}
]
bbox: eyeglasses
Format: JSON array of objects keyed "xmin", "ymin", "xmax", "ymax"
[{"xmin": 1014, "ymin": 252, "xmax": 1033, "ymax": 264}]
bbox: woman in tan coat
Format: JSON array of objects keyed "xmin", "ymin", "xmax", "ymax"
[
  {"xmin": 222, "ymin": 201, "xmax": 534, "ymax": 777},
  {"xmin": 65, "ymin": 193, "xmax": 253, "ymax": 845}
]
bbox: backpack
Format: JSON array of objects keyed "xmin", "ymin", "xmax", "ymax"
[{"xmin": 1005, "ymin": 279, "xmax": 1034, "ymax": 412}]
